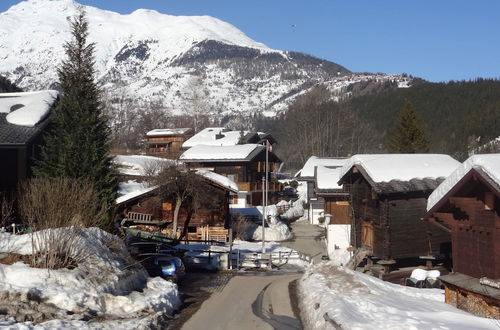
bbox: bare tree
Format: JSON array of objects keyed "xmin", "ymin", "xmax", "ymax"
[{"xmin": 182, "ymin": 75, "xmax": 213, "ymax": 132}]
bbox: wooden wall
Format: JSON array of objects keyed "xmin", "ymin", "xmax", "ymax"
[{"xmin": 348, "ymin": 175, "xmax": 450, "ymax": 260}]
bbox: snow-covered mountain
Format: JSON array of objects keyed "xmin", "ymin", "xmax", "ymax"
[{"xmin": 0, "ymin": 0, "xmax": 410, "ymax": 117}]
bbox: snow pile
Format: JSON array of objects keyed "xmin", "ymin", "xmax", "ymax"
[
  {"xmin": 295, "ymin": 156, "xmax": 347, "ymax": 178},
  {"xmin": 427, "ymin": 154, "xmax": 500, "ymax": 211},
  {"xmin": 0, "ymin": 228, "xmax": 181, "ymax": 327},
  {"xmin": 340, "ymin": 154, "xmax": 460, "ymax": 183},
  {"xmin": 281, "ymin": 183, "xmax": 308, "ymax": 221},
  {"xmin": 113, "ymin": 154, "xmax": 175, "ymax": 177},
  {"xmin": 299, "ymin": 263, "xmax": 498, "ymax": 330},
  {"xmin": 252, "ymin": 205, "xmax": 292, "ymax": 241},
  {"xmin": 180, "ymin": 144, "xmax": 263, "ymax": 161},
  {"xmin": 0, "ymin": 90, "xmax": 58, "ymax": 127}
]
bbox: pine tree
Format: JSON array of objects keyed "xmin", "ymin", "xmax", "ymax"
[
  {"xmin": 388, "ymin": 101, "xmax": 430, "ymax": 153},
  {"xmin": 35, "ymin": 11, "xmax": 118, "ymax": 219}
]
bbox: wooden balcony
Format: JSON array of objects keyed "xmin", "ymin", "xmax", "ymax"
[{"xmin": 237, "ymin": 181, "xmax": 283, "ymax": 192}]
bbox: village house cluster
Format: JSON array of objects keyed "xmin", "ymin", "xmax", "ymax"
[{"xmin": 1, "ymin": 90, "xmax": 498, "ymax": 320}]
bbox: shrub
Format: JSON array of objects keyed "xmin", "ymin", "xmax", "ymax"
[{"xmin": 19, "ymin": 177, "xmax": 108, "ymax": 269}]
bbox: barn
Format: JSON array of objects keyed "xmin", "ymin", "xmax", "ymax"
[
  {"xmin": 338, "ymin": 154, "xmax": 460, "ymax": 267},
  {"xmin": 424, "ymin": 154, "xmax": 500, "ymax": 318}
]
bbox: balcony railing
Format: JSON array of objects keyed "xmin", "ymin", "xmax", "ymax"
[{"xmin": 237, "ymin": 181, "xmax": 282, "ymax": 192}]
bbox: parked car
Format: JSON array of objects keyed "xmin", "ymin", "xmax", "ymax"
[
  {"xmin": 128, "ymin": 241, "xmax": 177, "ymax": 255},
  {"xmin": 137, "ymin": 253, "xmax": 186, "ymax": 282}
]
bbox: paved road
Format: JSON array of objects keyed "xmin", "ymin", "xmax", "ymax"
[
  {"xmin": 282, "ymin": 220, "xmax": 328, "ymax": 264},
  {"xmin": 181, "ymin": 273, "xmax": 301, "ymax": 330}
]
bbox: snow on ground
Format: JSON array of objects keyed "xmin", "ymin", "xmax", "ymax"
[
  {"xmin": 113, "ymin": 154, "xmax": 175, "ymax": 177},
  {"xmin": 252, "ymin": 205, "xmax": 292, "ymax": 241},
  {"xmin": 340, "ymin": 154, "xmax": 460, "ymax": 183},
  {"xmin": 427, "ymin": 153, "xmax": 500, "ymax": 210},
  {"xmin": 299, "ymin": 263, "xmax": 499, "ymax": 330},
  {"xmin": 0, "ymin": 90, "xmax": 58, "ymax": 127},
  {"xmin": 0, "ymin": 227, "xmax": 181, "ymax": 328}
]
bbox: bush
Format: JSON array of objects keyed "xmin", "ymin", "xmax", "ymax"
[{"xmin": 19, "ymin": 177, "xmax": 108, "ymax": 269}]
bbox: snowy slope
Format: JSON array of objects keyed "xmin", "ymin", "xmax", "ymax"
[{"xmin": 0, "ymin": 0, "xmax": 410, "ymax": 118}]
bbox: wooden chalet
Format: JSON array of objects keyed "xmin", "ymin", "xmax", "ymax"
[
  {"xmin": 180, "ymin": 144, "xmax": 282, "ymax": 207},
  {"xmin": 294, "ymin": 156, "xmax": 347, "ymax": 224},
  {"xmin": 424, "ymin": 154, "xmax": 500, "ymax": 318},
  {"xmin": 338, "ymin": 154, "xmax": 460, "ymax": 266},
  {"xmin": 145, "ymin": 128, "xmax": 193, "ymax": 158},
  {"xmin": 0, "ymin": 90, "xmax": 58, "ymax": 192},
  {"xmin": 116, "ymin": 168, "xmax": 238, "ymax": 242}
]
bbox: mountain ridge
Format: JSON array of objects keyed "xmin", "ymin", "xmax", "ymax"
[{"xmin": 0, "ymin": 0, "xmax": 409, "ymax": 117}]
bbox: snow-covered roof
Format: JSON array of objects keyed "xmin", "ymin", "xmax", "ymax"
[
  {"xmin": 295, "ymin": 156, "xmax": 347, "ymax": 178},
  {"xmin": 339, "ymin": 154, "xmax": 460, "ymax": 184},
  {"xmin": 0, "ymin": 90, "xmax": 58, "ymax": 127},
  {"xmin": 116, "ymin": 180, "xmax": 157, "ymax": 204},
  {"xmin": 316, "ymin": 165, "xmax": 343, "ymax": 190},
  {"xmin": 113, "ymin": 155, "xmax": 175, "ymax": 176},
  {"xmin": 146, "ymin": 128, "xmax": 192, "ymax": 137},
  {"xmin": 180, "ymin": 144, "xmax": 264, "ymax": 162},
  {"xmin": 427, "ymin": 154, "xmax": 500, "ymax": 211},
  {"xmin": 196, "ymin": 169, "xmax": 239, "ymax": 193},
  {"xmin": 182, "ymin": 127, "xmax": 248, "ymax": 148}
]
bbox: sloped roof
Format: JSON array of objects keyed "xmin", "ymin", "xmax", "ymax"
[
  {"xmin": 196, "ymin": 169, "xmax": 239, "ymax": 193},
  {"xmin": 339, "ymin": 154, "xmax": 460, "ymax": 194},
  {"xmin": 182, "ymin": 127, "xmax": 246, "ymax": 148},
  {"xmin": 180, "ymin": 144, "xmax": 266, "ymax": 162},
  {"xmin": 295, "ymin": 156, "xmax": 347, "ymax": 178},
  {"xmin": 427, "ymin": 154, "xmax": 500, "ymax": 211},
  {"xmin": 0, "ymin": 90, "xmax": 58, "ymax": 127},
  {"xmin": 316, "ymin": 165, "xmax": 343, "ymax": 191},
  {"xmin": 0, "ymin": 90, "xmax": 58, "ymax": 145},
  {"xmin": 146, "ymin": 128, "xmax": 192, "ymax": 137}
]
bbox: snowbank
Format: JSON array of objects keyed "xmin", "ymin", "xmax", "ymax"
[
  {"xmin": 299, "ymin": 263, "xmax": 498, "ymax": 330},
  {"xmin": 0, "ymin": 228, "xmax": 181, "ymax": 327}
]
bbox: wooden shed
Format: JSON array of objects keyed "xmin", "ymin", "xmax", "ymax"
[
  {"xmin": 338, "ymin": 154, "xmax": 460, "ymax": 263},
  {"xmin": 424, "ymin": 154, "xmax": 500, "ymax": 318},
  {"xmin": 314, "ymin": 165, "xmax": 350, "ymax": 225}
]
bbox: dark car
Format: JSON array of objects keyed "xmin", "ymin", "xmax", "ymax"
[{"xmin": 138, "ymin": 253, "xmax": 186, "ymax": 282}]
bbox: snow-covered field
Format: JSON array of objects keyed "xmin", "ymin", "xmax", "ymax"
[
  {"xmin": 0, "ymin": 228, "xmax": 181, "ymax": 329},
  {"xmin": 299, "ymin": 263, "xmax": 500, "ymax": 330}
]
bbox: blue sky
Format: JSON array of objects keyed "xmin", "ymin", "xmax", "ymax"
[{"xmin": 2, "ymin": 0, "xmax": 499, "ymax": 82}]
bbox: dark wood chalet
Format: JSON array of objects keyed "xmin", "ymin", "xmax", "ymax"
[
  {"xmin": 0, "ymin": 91, "xmax": 58, "ymax": 192},
  {"xmin": 424, "ymin": 154, "xmax": 500, "ymax": 318},
  {"xmin": 338, "ymin": 154, "xmax": 460, "ymax": 265},
  {"xmin": 180, "ymin": 144, "xmax": 282, "ymax": 207},
  {"xmin": 117, "ymin": 170, "xmax": 238, "ymax": 242},
  {"xmin": 145, "ymin": 128, "xmax": 193, "ymax": 158}
]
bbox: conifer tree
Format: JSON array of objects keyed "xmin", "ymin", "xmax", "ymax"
[
  {"xmin": 388, "ymin": 101, "xmax": 430, "ymax": 153},
  {"xmin": 35, "ymin": 11, "xmax": 118, "ymax": 219}
]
